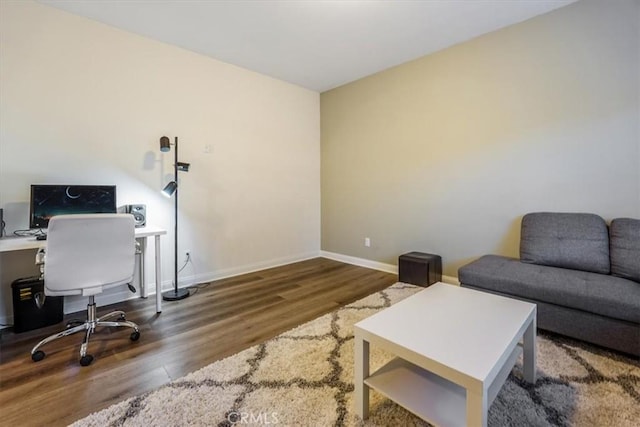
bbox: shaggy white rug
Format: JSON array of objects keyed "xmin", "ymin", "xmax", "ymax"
[{"xmin": 73, "ymin": 283, "xmax": 640, "ymax": 426}]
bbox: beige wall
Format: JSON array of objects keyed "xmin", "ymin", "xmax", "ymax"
[
  {"xmin": 321, "ymin": 0, "xmax": 640, "ymax": 276},
  {"xmin": 0, "ymin": 1, "xmax": 320, "ymax": 322}
]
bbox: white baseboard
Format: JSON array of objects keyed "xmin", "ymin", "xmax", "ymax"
[
  {"xmin": 441, "ymin": 275, "xmax": 460, "ymax": 286},
  {"xmin": 0, "ymin": 251, "xmax": 322, "ymax": 326},
  {"xmin": 320, "ymin": 250, "xmax": 398, "ymax": 273},
  {"xmin": 174, "ymin": 251, "xmax": 321, "ymax": 290},
  {"xmin": 63, "ymin": 288, "xmax": 140, "ymax": 315},
  {"xmin": 319, "ymin": 250, "xmax": 459, "ymax": 285},
  {"xmin": 0, "ymin": 290, "xmax": 140, "ymax": 326},
  {"xmin": 64, "ymin": 250, "xmax": 460, "ymax": 316},
  {"xmin": 1, "ymin": 250, "xmax": 459, "ymax": 327}
]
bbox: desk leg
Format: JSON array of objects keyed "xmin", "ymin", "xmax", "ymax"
[
  {"xmin": 137, "ymin": 237, "xmax": 148, "ymax": 298},
  {"xmin": 155, "ymin": 235, "xmax": 162, "ymax": 313},
  {"xmin": 354, "ymin": 332, "xmax": 369, "ymax": 419}
]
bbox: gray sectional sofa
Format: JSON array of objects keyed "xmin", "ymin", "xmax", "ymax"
[{"xmin": 458, "ymin": 212, "xmax": 640, "ymax": 357}]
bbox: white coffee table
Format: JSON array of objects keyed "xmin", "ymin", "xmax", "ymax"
[{"xmin": 354, "ymin": 282, "xmax": 536, "ymax": 427}]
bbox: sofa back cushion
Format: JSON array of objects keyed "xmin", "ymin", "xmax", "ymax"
[
  {"xmin": 610, "ymin": 218, "xmax": 640, "ymax": 283},
  {"xmin": 520, "ymin": 212, "xmax": 610, "ymax": 274}
]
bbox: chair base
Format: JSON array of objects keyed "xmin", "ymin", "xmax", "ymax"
[{"xmin": 30, "ymin": 296, "xmax": 139, "ymax": 366}]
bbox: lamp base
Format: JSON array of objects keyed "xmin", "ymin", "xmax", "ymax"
[{"xmin": 162, "ymin": 288, "xmax": 190, "ymax": 301}]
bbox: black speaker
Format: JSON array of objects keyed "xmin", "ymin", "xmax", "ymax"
[
  {"xmin": 126, "ymin": 204, "xmax": 146, "ymax": 227},
  {"xmin": 12, "ymin": 277, "xmax": 64, "ymax": 333}
]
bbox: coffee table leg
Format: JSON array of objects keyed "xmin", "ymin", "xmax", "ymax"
[
  {"xmin": 466, "ymin": 389, "xmax": 487, "ymax": 427},
  {"xmin": 523, "ymin": 314, "xmax": 537, "ymax": 384},
  {"xmin": 354, "ymin": 332, "xmax": 370, "ymax": 419}
]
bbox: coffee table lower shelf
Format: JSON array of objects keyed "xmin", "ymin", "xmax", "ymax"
[
  {"xmin": 364, "ymin": 358, "xmax": 466, "ymax": 426},
  {"xmin": 364, "ymin": 345, "xmax": 522, "ymax": 426}
]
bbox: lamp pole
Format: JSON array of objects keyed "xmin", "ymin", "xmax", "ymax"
[
  {"xmin": 173, "ymin": 136, "xmax": 179, "ymax": 297},
  {"xmin": 162, "ymin": 136, "xmax": 190, "ymax": 301}
]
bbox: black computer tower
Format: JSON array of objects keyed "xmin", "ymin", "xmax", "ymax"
[{"xmin": 11, "ymin": 276, "xmax": 64, "ymax": 333}]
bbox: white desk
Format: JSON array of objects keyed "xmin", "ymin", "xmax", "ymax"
[{"xmin": 0, "ymin": 226, "xmax": 166, "ymax": 313}]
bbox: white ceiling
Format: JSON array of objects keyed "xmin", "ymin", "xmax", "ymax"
[{"xmin": 40, "ymin": 0, "xmax": 577, "ymax": 92}]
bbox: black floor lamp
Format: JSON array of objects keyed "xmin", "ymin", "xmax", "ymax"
[{"xmin": 160, "ymin": 136, "xmax": 191, "ymax": 301}]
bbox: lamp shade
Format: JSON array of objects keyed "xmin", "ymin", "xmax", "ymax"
[
  {"xmin": 160, "ymin": 136, "xmax": 171, "ymax": 152},
  {"xmin": 162, "ymin": 181, "xmax": 177, "ymax": 197}
]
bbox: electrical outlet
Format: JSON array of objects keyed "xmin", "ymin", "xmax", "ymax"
[
  {"xmin": 364, "ymin": 237, "xmax": 371, "ymax": 247},
  {"xmin": 204, "ymin": 144, "xmax": 212, "ymax": 154}
]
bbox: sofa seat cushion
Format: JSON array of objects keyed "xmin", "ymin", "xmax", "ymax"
[
  {"xmin": 520, "ymin": 212, "xmax": 610, "ymax": 274},
  {"xmin": 610, "ymin": 218, "xmax": 640, "ymax": 283},
  {"xmin": 458, "ymin": 255, "xmax": 640, "ymax": 324}
]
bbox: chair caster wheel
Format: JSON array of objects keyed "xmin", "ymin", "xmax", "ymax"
[
  {"xmin": 32, "ymin": 350, "xmax": 45, "ymax": 362},
  {"xmin": 80, "ymin": 355, "xmax": 94, "ymax": 366},
  {"xmin": 130, "ymin": 331, "xmax": 140, "ymax": 341}
]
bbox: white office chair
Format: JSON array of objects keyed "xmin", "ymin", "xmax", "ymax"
[{"xmin": 30, "ymin": 214, "xmax": 141, "ymax": 366}]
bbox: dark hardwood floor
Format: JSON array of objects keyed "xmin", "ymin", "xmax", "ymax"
[{"xmin": 0, "ymin": 258, "xmax": 397, "ymax": 426}]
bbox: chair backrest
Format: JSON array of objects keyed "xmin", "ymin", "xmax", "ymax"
[{"xmin": 44, "ymin": 214, "xmax": 136, "ymax": 297}]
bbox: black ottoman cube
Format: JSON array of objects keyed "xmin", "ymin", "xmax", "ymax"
[{"xmin": 398, "ymin": 252, "xmax": 442, "ymax": 287}]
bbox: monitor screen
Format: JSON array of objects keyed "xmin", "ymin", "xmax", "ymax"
[{"xmin": 30, "ymin": 185, "xmax": 117, "ymax": 229}]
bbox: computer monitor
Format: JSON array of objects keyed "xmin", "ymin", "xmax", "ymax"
[{"xmin": 29, "ymin": 185, "xmax": 117, "ymax": 229}]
